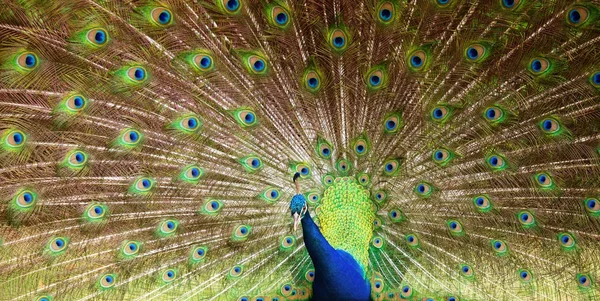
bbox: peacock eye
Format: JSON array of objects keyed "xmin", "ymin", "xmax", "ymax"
[
  {"xmin": 16, "ymin": 52, "xmax": 39, "ymax": 70},
  {"xmin": 567, "ymin": 6, "xmax": 590, "ymax": 26},
  {"xmin": 220, "ymin": 0, "xmax": 241, "ymax": 14},
  {"xmin": 409, "ymin": 50, "xmax": 427, "ymax": 69},
  {"xmin": 304, "ymin": 70, "xmax": 321, "ymax": 91},
  {"xmin": 233, "ymin": 108, "xmax": 258, "ymax": 127},
  {"xmin": 271, "ymin": 6, "xmax": 290, "ymax": 27},
  {"xmin": 151, "ymin": 7, "xmax": 173, "ymax": 26},
  {"xmin": 528, "ymin": 58, "xmax": 551, "ymax": 75},
  {"xmin": 127, "ymin": 66, "xmax": 147, "ymax": 82},
  {"xmin": 502, "ymin": 0, "xmax": 522, "ymax": 9},
  {"xmin": 86, "ymin": 28, "xmax": 109, "ymax": 46},
  {"xmin": 329, "ymin": 29, "xmax": 348, "ymax": 50}
]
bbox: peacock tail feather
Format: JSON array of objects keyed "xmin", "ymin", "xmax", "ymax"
[{"xmin": 0, "ymin": 0, "xmax": 600, "ymax": 300}]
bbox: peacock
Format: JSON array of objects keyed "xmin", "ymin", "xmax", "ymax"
[{"xmin": 2, "ymin": 0, "xmax": 600, "ymax": 300}]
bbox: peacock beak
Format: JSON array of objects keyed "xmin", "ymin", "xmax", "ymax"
[{"xmin": 293, "ymin": 212, "xmax": 300, "ymax": 231}]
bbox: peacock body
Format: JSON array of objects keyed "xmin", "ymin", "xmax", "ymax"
[{"xmin": 1, "ymin": 0, "xmax": 600, "ymax": 300}]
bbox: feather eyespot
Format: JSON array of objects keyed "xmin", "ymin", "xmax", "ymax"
[
  {"xmin": 241, "ymin": 156, "xmax": 262, "ymax": 172},
  {"xmin": 191, "ymin": 246, "xmax": 207, "ymax": 262},
  {"xmin": 528, "ymin": 58, "xmax": 550, "ymax": 75},
  {"xmin": 158, "ymin": 219, "xmax": 178, "ymax": 236},
  {"xmin": 162, "ymin": 269, "xmax": 177, "ymax": 283},
  {"xmin": 179, "ymin": 116, "xmax": 201, "ymax": 132},
  {"xmin": 354, "ymin": 138, "xmax": 369, "ymax": 156},
  {"xmin": 280, "ymin": 235, "xmax": 295, "ymax": 248},
  {"xmin": 406, "ymin": 234, "xmax": 419, "ymax": 247},
  {"xmin": 447, "ymin": 220, "xmax": 464, "ymax": 235},
  {"xmin": 151, "ymin": 8, "xmax": 173, "ymax": 26},
  {"xmin": 465, "ymin": 44, "xmax": 485, "ymax": 61},
  {"xmin": 484, "ymin": 106, "xmax": 504, "ymax": 124},
  {"xmin": 232, "ymin": 225, "xmax": 251, "ymax": 242},
  {"xmin": 35, "ymin": 295, "xmax": 52, "ymax": 301},
  {"xmin": 389, "ymin": 209, "xmax": 404, "ymax": 223},
  {"xmin": 85, "ymin": 203, "xmax": 107, "ymax": 221},
  {"xmin": 400, "ymin": 285, "xmax": 413, "ymax": 298},
  {"xmin": 432, "ymin": 148, "xmax": 454, "ymax": 166},
  {"xmin": 539, "ymin": 118, "xmax": 561, "ymax": 135},
  {"xmin": 193, "ymin": 54, "xmax": 213, "ymax": 71},
  {"xmin": 587, "ymin": 71, "xmax": 600, "ymax": 88},
  {"xmin": 584, "ymin": 197, "xmax": 600, "ymax": 216},
  {"xmin": 65, "ymin": 150, "xmax": 88, "ymax": 169},
  {"xmin": 316, "ymin": 138, "xmax": 333, "ymax": 158},
  {"xmin": 14, "ymin": 189, "xmax": 37, "ymax": 209},
  {"xmin": 64, "ymin": 94, "xmax": 87, "ymax": 112},
  {"xmin": 4, "ymin": 129, "xmax": 26, "ymax": 148},
  {"xmin": 248, "ymin": 55, "xmax": 267, "ymax": 73},
  {"xmin": 16, "ymin": 52, "xmax": 39, "ymax": 70},
  {"xmin": 409, "ymin": 51, "xmax": 426, "ymax": 69},
  {"xmin": 378, "ymin": 2, "xmax": 395, "ymax": 24},
  {"xmin": 372, "ymin": 236, "xmax": 384, "ymax": 249},
  {"xmin": 491, "ymin": 239, "xmax": 508, "ymax": 255},
  {"xmin": 98, "ymin": 273, "xmax": 116, "ymax": 289},
  {"xmin": 132, "ymin": 177, "xmax": 155, "ymax": 193},
  {"xmin": 414, "ymin": 182, "xmax": 433, "ymax": 198},
  {"xmin": 47, "ymin": 237, "xmax": 68, "ymax": 254},
  {"xmin": 201, "ymin": 199, "xmax": 223, "ymax": 216},
  {"xmin": 558, "ymin": 233, "xmax": 576, "ymax": 250},
  {"xmin": 431, "ymin": 105, "xmax": 450, "ymax": 122},
  {"xmin": 502, "ymin": 0, "xmax": 522, "ymax": 9},
  {"xmin": 329, "ymin": 29, "xmax": 348, "ymax": 50},
  {"xmin": 567, "ymin": 6, "xmax": 590, "ymax": 26},
  {"xmin": 336, "ymin": 159, "xmax": 351, "ymax": 173},
  {"xmin": 120, "ymin": 129, "xmax": 142, "ymax": 146},
  {"xmin": 306, "ymin": 192, "xmax": 319, "ymax": 204},
  {"xmin": 259, "ymin": 188, "xmax": 281, "ymax": 203},
  {"xmin": 280, "ymin": 236, "xmax": 296, "ymax": 252},
  {"xmin": 281, "ymin": 283, "xmax": 293, "ymax": 296},
  {"xmin": 374, "ymin": 190, "xmax": 387, "ymax": 203},
  {"xmin": 233, "ymin": 109, "xmax": 258, "ymax": 127},
  {"xmin": 383, "ymin": 158, "xmax": 401, "ymax": 176},
  {"xmin": 535, "ymin": 172, "xmax": 554, "ymax": 188},
  {"xmin": 229, "ymin": 265, "xmax": 244, "ymax": 278},
  {"xmin": 437, "ymin": 0, "xmax": 451, "ymax": 6},
  {"xmin": 86, "ymin": 28, "xmax": 109, "ymax": 46},
  {"xmin": 357, "ymin": 173, "xmax": 371, "ymax": 186},
  {"xmin": 366, "ymin": 67, "xmax": 387, "ymax": 90},
  {"xmin": 371, "ymin": 278, "xmax": 384, "ymax": 293},
  {"xmin": 305, "ymin": 269, "xmax": 315, "ymax": 282},
  {"xmin": 486, "ymin": 154, "xmax": 507, "ymax": 170},
  {"xmin": 221, "ymin": 0, "xmax": 241, "ymax": 14},
  {"xmin": 517, "ymin": 210, "xmax": 536, "ymax": 228},
  {"xmin": 322, "ymin": 174, "xmax": 334, "ymax": 186},
  {"xmin": 447, "ymin": 296, "xmax": 458, "ymax": 301},
  {"xmin": 577, "ymin": 274, "xmax": 593, "ymax": 288},
  {"xmin": 473, "ymin": 195, "xmax": 492, "ymax": 212},
  {"xmin": 383, "ymin": 113, "xmax": 402, "ymax": 134},
  {"xmin": 295, "ymin": 163, "xmax": 311, "ymax": 177},
  {"xmin": 518, "ymin": 269, "xmax": 532, "ymax": 283},
  {"xmin": 124, "ymin": 241, "xmax": 140, "ymax": 256},
  {"xmin": 460, "ymin": 264, "xmax": 474, "ymax": 278},
  {"xmin": 270, "ymin": 6, "xmax": 290, "ymax": 27},
  {"xmin": 373, "ymin": 217, "xmax": 382, "ymax": 228},
  {"xmin": 304, "ymin": 71, "xmax": 321, "ymax": 92},
  {"xmin": 181, "ymin": 165, "xmax": 203, "ymax": 183},
  {"xmin": 127, "ymin": 66, "xmax": 147, "ymax": 82}
]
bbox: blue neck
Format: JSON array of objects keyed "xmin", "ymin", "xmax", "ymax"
[{"xmin": 301, "ymin": 213, "xmax": 371, "ymax": 301}]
